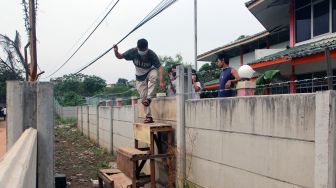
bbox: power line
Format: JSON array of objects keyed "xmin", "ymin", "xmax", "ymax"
[
  {"xmin": 63, "ymin": 0, "xmax": 117, "ymax": 58},
  {"xmin": 44, "ymin": 0, "xmax": 120, "ymax": 79},
  {"xmin": 74, "ymin": 0, "xmax": 177, "ymax": 75}
]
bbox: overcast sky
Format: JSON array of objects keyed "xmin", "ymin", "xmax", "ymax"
[{"xmin": 1, "ymin": 0, "xmax": 265, "ymax": 83}]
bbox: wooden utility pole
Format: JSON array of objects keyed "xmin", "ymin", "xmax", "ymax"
[{"xmin": 29, "ymin": 0, "xmax": 38, "ymax": 81}]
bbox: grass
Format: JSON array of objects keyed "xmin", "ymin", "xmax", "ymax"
[{"xmin": 54, "ymin": 116, "xmax": 115, "ymax": 183}]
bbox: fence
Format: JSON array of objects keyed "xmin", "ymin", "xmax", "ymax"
[
  {"xmin": 0, "ymin": 128, "xmax": 37, "ymax": 188},
  {"xmin": 74, "ymin": 65, "xmax": 336, "ymax": 188},
  {"xmin": 54, "ymin": 100, "xmax": 78, "ymax": 119}
]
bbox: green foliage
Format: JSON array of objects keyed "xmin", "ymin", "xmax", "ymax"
[
  {"xmin": 0, "ymin": 32, "xmax": 27, "ymax": 103},
  {"xmin": 156, "ymin": 54, "xmax": 187, "ymax": 94},
  {"xmin": 198, "ymin": 62, "xmax": 221, "ymax": 84},
  {"xmin": 59, "ymin": 91, "xmax": 85, "ymax": 106},
  {"xmin": 53, "ymin": 73, "xmax": 106, "ymax": 106},
  {"xmin": 55, "ymin": 116, "xmax": 77, "ymax": 126},
  {"xmin": 116, "ymin": 78, "xmax": 128, "ymax": 86},
  {"xmin": 0, "ymin": 63, "xmax": 23, "ymax": 103},
  {"xmin": 83, "ymin": 75, "xmax": 106, "ymax": 96},
  {"xmin": 100, "ymin": 85, "xmax": 138, "ymax": 97},
  {"xmin": 160, "ymin": 54, "xmax": 184, "ymax": 69}
]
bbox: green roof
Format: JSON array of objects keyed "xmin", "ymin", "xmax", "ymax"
[
  {"xmin": 204, "ymin": 79, "xmax": 219, "ymax": 86},
  {"xmin": 249, "ymin": 36, "xmax": 336, "ymax": 65}
]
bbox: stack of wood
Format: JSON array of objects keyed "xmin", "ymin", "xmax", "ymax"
[{"xmin": 98, "ymin": 123, "xmax": 175, "ymax": 188}]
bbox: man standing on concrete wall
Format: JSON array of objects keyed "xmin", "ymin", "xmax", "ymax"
[
  {"xmin": 113, "ymin": 39, "xmax": 165, "ymax": 123},
  {"xmin": 217, "ymin": 54, "xmax": 240, "ymax": 97}
]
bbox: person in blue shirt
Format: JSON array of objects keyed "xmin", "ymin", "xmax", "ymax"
[{"xmin": 217, "ymin": 54, "xmax": 240, "ymax": 97}]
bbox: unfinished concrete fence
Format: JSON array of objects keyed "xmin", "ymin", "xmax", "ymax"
[
  {"xmin": 0, "ymin": 128, "xmax": 37, "ymax": 188},
  {"xmin": 185, "ymin": 91, "xmax": 336, "ymax": 188}
]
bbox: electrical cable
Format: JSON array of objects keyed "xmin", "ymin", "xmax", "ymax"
[
  {"xmin": 44, "ymin": 0, "xmax": 120, "ymax": 78},
  {"xmin": 74, "ymin": 0, "xmax": 177, "ymax": 75}
]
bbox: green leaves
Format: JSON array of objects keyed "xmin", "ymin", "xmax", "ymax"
[{"xmin": 53, "ymin": 74, "xmax": 106, "ymax": 106}]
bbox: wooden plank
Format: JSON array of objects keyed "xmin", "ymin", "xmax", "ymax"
[
  {"xmin": 100, "ymin": 168, "xmax": 121, "ymax": 174},
  {"xmin": 118, "ymin": 147, "xmax": 148, "ymax": 156},
  {"xmin": 110, "ymin": 173, "xmax": 132, "ymax": 188},
  {"xmin": 117, "ymin": 151, "xmax": 135, "ymax": 178},
  {"xmin": 133, "ymin": 123, "xmax": 151, "ymax": 144},
  {"xmin": 134, "ymin": 123, "xmax": 172, "ymax": 144}
]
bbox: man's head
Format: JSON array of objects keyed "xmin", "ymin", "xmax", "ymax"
[
  {"xmin": 217, "ymin": 54, "xmax": 229, "ymax": 68},
  {"xmin": 192, "ymin": 69, "xmax": 198, "ymax": 82},
  {"xmin": 137, "ymin": 38, "xmax": 148, "ymax": 56}
]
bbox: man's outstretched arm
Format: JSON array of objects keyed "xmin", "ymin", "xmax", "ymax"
[{"xmin": 113, "ymin": 45, "xmax": 124, "ymax": 59}]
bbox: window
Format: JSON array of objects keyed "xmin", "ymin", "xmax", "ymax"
[
  {"xmin": 295, "ymin": 0, "xmax": 334, "ymax": 42},
  {"xmin": 333, "ymin": 0, "xmax": 336, "ymax": 32},
  {"xmin": 296, "ymin": 6, "xmax": 311, "ymax": 42},
  {"xmin": 313, "ymin": 0, "xmax": 330, "ymax": 36}
]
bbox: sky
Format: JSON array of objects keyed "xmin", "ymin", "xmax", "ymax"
[{"xmin": 0, "ymin": 0, "xmax": 265, "ymax": 83}]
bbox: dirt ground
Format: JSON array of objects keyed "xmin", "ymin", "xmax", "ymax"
[
  {"xmin": 0, "ymin": 120, "xmax": 6, "ymax": 158},
  {"xmin": 55, "ymin": 121, "xmax": 114, "ymax": 188}
]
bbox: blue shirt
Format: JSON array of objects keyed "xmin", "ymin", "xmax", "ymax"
[{"xmin": 218, "ymin": 67, "xmax": 234, "ymax": 97}]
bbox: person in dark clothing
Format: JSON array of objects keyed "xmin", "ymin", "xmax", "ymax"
[
  {"xmin": 217, "ymin": 54, "xmax": 239, "ymax": 97},
  {"xmin": 113, "ymin": 39, "xmax": 165, "ymax": 123}
]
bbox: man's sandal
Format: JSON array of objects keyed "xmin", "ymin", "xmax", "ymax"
[
  {"xmin": 141, "ymin": 98, "xmax": 152, "ymax": 107},
  {"xmin": 144, "ymin": 116, "xmax": 154, "ymax": 124}
]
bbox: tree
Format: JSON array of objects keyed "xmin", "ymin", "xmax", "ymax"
[
  {"xmin": 83, "ymin": 75, "xmax": 106, "ymax": 96},
  {"xmin": 198, "ymin": 62, "xmax": 221, "ymax": 84},
  {"xmin": 116, "ymin": 78, "xmax": 128, "ymax": 86},
  {"xmin": 0, "ymin": 32, "xmax": 28, "ymax": 80},
  {"xmin": 157, "ymin": 54, "xmax": 188, "ymax": 93},
  {"xmin": 53, "ymin": 73, "xmax": 106, "ymax": 106},
  {"xmin": 0, "ymin": 32, "xmax": 26, "ymax": 103}
]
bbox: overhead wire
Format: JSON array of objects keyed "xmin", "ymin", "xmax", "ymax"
[
  {"xmin": 63, "ymin": 0, "xmax": 117, "ymax": 58},
  {"xmin": 74, "ymin": 0, "xmax": 177, "ymax": 75},
  {"xmin": 44, "ymin": 0, "xmax": 120, "ymax": 79}
]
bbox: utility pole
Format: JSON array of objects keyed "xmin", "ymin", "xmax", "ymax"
[
  {"xmin": 29, "ymin": 0, "xmax": 38, "ymax": 81},
  {"xmin": 194, "ymin": 0, "xmax": 198, "ymax": 70}
]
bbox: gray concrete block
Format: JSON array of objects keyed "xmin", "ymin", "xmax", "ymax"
[
  {"xmin": 113, "ymin": 120, "xmax": 134, "ymax": 139},
  {"xmin": 36, "ymin": 82, "xmax": 54, "ymax": 188},
  {"xmin": 187, "ymin": 156, "xmax": 303, "ymax": 188},
  {"xmin": 186, "ymin": 127, "xmax": 314, "ymax": 187},
  {"xmin": 315, "ymin": 91, "xmax": 336, "ymax": 188},
  {"xmin": 6, "ymin": 81, "xmax": 25, "ymax": 150},
  {"xmin": 186, "ymin": 94, "xmax": 316, "ymax": 141},
  {"xmin": 112, "ymin": 106, "xmax": 136, "ymax": 122}
]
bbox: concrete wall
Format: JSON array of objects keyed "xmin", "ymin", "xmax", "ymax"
[
  {"xmin": 0, "ymin": 128, "xmax": 37, "ymax": 188},
  {"xmin": 185, "ymin": 94, "xmax": 320, "ymax": 188},
  {"xmin": 54, "ymin": 102, "xmax": 77, "ymax": 119},
  {"xmin": 112, "ymin": 106, "xmax": 137, "ymax": 151},
  {"xmin": 82, "ymin": 106, "xmax": 89, "ymax": 138},
  {"xmin": 75, "ymin": 92, "xmax": 336, "ymax": 188},
  {"xmin": 88, "ymin": 105, "xmax": 99, "ymax": 144},
  {"xmin": 98, "ymin": 107, "xmax": 113, "ymax": 153},
  {"xmin": 77, "ymin": 106, "xmax": 82, "ymax": 132}
]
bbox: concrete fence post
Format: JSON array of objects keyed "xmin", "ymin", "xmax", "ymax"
[
  {"xmin": 36, "ymin": 82, "xmax": 54, "ymax": 188},
  {"xmin": 176, "ymin": 65, "xmax": 186, "ymax": 186},
  {"xmin": 106, "ymin": 100, "xmax": 111, "ymax": 107},
  {"xmin": 315, "ymin": 91, "xmax": 336, "ymax": 188},
  {"xmin": 96, "ymin": 105, "xmax": 99, "ymax": 146},
  {"xmin": 131, "ymin": 96, "xmax": 138, "ymax": 105},
  {"xmin": 6, "ymin": 81, "xmax": 25, "ymax": 150},
  {"xmin": 115, "ymin": 98, "xmax": 122, "ymax": 107},
  {"xmin": 187, "ymin": 66, "xmax": 192, "ymax": 100},
  {"xmin": 109, "ymin": 106, "xmax": 113, "ymax": 154}
]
